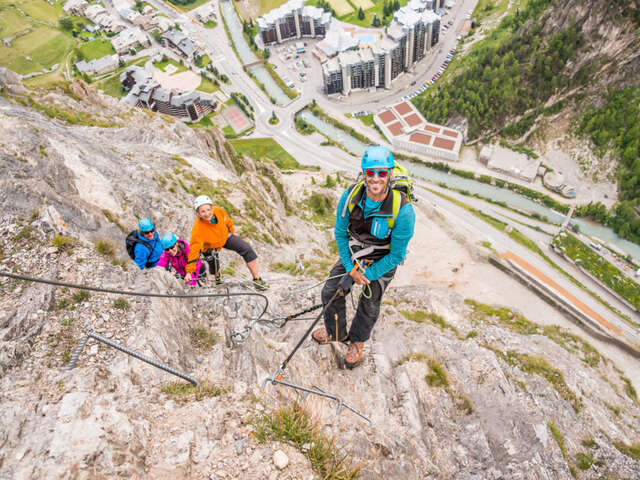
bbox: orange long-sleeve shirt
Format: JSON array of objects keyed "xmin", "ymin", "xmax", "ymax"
[{"xmin": 186, "ymin": 207, "xmax": 235, "ymax": 273}]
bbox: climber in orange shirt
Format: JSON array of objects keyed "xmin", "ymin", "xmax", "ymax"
[{"xmin": 184, "ymin": 195, "xmax": 268, "ymax": 291}]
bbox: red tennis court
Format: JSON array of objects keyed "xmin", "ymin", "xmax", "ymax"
[{"xmin": 222, "ymin": 105, "xmax": 251, "ymax": 134}]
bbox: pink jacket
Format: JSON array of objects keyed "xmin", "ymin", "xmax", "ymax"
[{"xmin": 156, "ymin": 239, "xmax": 203, "ymax": 286}]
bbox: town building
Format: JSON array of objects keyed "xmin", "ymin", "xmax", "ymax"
[
  {"xmin": 374, "ymin": 101, "xmax": 463, "ymax": 161},
  {"xmin": 75, "ymin": 54, "xmax": 119, "ymax": 75},
  {"xmin": 111, "ymin": 26, "xmax": 149, "ymax": 54},
  {"xmin": 321, "ymin": 5, "xmax": 440, "ymax": 94},
  {"xmin": 257, "ymin": 0, "xmax": 331, "ymax": 45},
  {"xmin": 162, "ymin": 29, "xmax": 199, "ymax": 58},
  {"xmin": 120, "ymin": 66, "xmax": 217, "ymax": 122},
  {"xmin": 62, "ymin": 0, "xmax": 89, "ymax": 16},
  {"xmin": 192, "ymin": 2, "xmax": 217, "ymax": 23},
  {"xmin": 543, "ymin": 171, "xmax": 576, "ymax": 198},
  {"xmin": 483, "ymin": 145, "xmax": 541, "ymax": 182}
]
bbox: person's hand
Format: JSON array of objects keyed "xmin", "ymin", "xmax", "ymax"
[
  {"xmin": 350, "ymin": 269, "xmax": 370, "ymax": 286},
  {"xmin": 184, "ymin": 273, "xmax": 192, "ymax": 283}
]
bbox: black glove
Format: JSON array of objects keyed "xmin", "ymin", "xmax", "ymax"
[{"xmin": 338, "ymin": 273, "xmax": 354, "ymax": 295}]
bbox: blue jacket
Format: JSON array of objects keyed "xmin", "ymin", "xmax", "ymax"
[
  {"xmin": 335, "ymin": 187, "xmax": 415, "ymax": 281},
  {"xmin": 134, "ymin": 231, "xmax": 163, "ymax": 270}
]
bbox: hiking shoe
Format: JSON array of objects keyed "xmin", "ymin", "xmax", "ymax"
[
  {"xmin": 344, "ymin": 342, "xmax": 364, "ymax": 369},
  {"xmin": 214, "ymin": 275, "xmax": 223, "ymax": 285},
  {"xmin": 312, "ymin": 327, "xmax": 348, "ymax": 344},
  {"xmin": 252, "ymin": 277, "xmax": 269, "ymax": 291}
]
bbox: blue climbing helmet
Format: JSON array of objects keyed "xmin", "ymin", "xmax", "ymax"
[
  {"xmin": 161, "ymin": 233, "xmax": 177, "ymax": 250},
  {"xmin": 361, "ymin": 146, "xmax": 394, "ymax": 171},
  {"xmin": 138, "ymin": 217, "xmax": 154, "ymax": 233}
]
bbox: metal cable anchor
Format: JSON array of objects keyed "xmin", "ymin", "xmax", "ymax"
[{"xmin": 66, "ymin": 330, "xmax": 200, "ymax": 386}]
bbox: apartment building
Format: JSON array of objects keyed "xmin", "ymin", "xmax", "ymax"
[{"xmin": 257, "ymin": 0, "xmax": 331, "ymax": 45}]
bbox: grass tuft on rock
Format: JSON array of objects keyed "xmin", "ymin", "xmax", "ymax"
[
  {"xmin": 95, "ymin": 239, "xmax": 116, "ymax": 258},
  {"xmin": 425, "ymin": 358, "xmax": 449, "ymax": 387},
  {"xmin": 191, "ymin": 326, "xmax": 218, "ymax": 350},
  {"xmin": 400, "ymin": 310, "xmax": 460, "ymax": 337},
  {"xmin": 113, "ymin": 298, "xmax": 130, "ymax": 310},
  {"xmin": 51, "ymin": 235, "xmax": 77, "ymax": 252},
  {"xmin": 548, "ymin": 421, "xmax": 567, "ymax": 459},
  {"xmin": 161, "ymin": 381, "xmax": 227, "ymax": 401},
  {"xmin": 613, "ymin": 441, "xmax": 640, "ymax": 460},
  {"xmin": 252, "ymin": 404, "xmax": 361, "ymax": 480}
]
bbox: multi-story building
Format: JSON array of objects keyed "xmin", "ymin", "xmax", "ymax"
[
  {"xmin": 162, "ymin": 29, "xmax": 199, "ymax": 58},
  {"xmin": 321, "ymin": 7, "xmax": 440, "ymax": 95},
  {"xmin": 120, "ymin": 66, "xmax": 217, "ymax": 122},
  {"xmin": 257, "ymin": 0, "xmax": 331, "ymax": 45}
]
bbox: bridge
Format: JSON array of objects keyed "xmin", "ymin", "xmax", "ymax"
[
  {"xmin": 560, "ymin": 205, "xmax": 575, "ymax": 231},
  {"xmin": 244, "ymin": 59, "xmax": 267, "ymax": 68}
]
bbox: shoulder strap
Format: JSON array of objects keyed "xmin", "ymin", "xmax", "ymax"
[
  {"xmin": 387, "ymin": 190, "xmax": 401, "ymax": 230},
  {"xmin": 343, "ymin": 181, "xmax": 365, "ymax": 217}
]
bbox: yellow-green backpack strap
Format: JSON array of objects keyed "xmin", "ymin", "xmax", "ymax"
[
  {"xmin": 346, "ymin": 182, "xmax": 364, "ymax": 215},
  {"xmin": 387, "ymin": 190, "xmax": 401, "ymax": 229}
]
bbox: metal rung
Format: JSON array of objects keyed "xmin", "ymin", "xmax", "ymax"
[
  {"xmin": 65, "ymin": 330, "xmax": 200, "ymax": 386},
  {"xmin": 262, "ymin": 369, "xmax": 372, "ymax": 425}
]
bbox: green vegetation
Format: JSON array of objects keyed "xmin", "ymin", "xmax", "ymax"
[
  {"xmin": 425, "ymin": 357, "xmax": 449, "ymax": 387},
  {"xmin": 308, "ymin": 101, "xmax": 374, "ymax": 146},
  {"xmin": 91, "ymin": 56, "xmax": 149, "ymax": 98},
  {"xmin": 264, "ymin": 62, "xmax": 298, "ymax": 100},
  {"xmin": 294, "ymin": 116, "xmax": 317, "ymax": 135},
  {"xmin": 613, "ymin": 441, "xmax": 640, "ymax": 461},
  {"xmin": 269, "ymin": 110, "xmax": 279, "ymax": 125},
  {"xmin": 95, "ymin": 239, "xmax": 116, "ymax": 258},
  {"xmin": 51, "ymin": 235, "xmax": 76, "ymax": 252},
  {"xmin": 356, "ymin": 113, "xmax": 374, "ymax": 127},
  {"xmin": 161, "ymin": 381, "xmax": 227, "ymax": 400},
  {"xmin": 13, "ymin": 225, "xmax": 35, "ymax": 242},
  {"xmin": 71, "ymin": 290, "xmax": 90, "ymax": 303},
  {"xmin": 252, "ymin": 404, "xmax": 361, "ymax": 480},
  {"xmin": 102, "ymin": 209, "xmax": 127, "ymax": 233},
  {"xmin": 553, "ymin": 232, "xmax": 640, "ymax": 310},
  {"xmin": 548, "ymin": 421, "xmax": 567, "ymax": 458},
  {"xmin": 416, "ymin": 0, "xmax": 584, "ymax": 140},
  {"xmin": 153, "ymin": 57, "xmax": 188, "ymax": 74},
  {"xmin": 622, "ymin": 376, "xmax": 637, "ymax": 402},
  {"xmin": 203, "ymin": 20, "xmax": 217, "ymax": 28},
  {"xmin": 466, "ymin": 299, "xmax": 601, "ymax": 367},
  {"xmin": 76, "ymin": 39, "xmax": 115, "ymax": 61},
  {"xmin": 491, "ymin": 348, "xmax": 582, "ymax": 413},
  {"xmin": 197, "ymin": 75, "xmax": 219, "ymax": 93},
  {"xmin": 336, "ymin": 0, "xmax": 407, "ymax": 27},
  {"xmin": 230, "ymin": 138, "xmax": 312, "ymax": 170},
  {"xmin": 168, "ymin": 0, "xmax": 214, "ymax": 12},
  {"xmin": 113, "ymin": 298, "xmax": 130, "ymax": 310},
  {"xmin": 581, "ymin": 437, "xmax": 596, "ymax": 448},
  {"xmin": 400, "ymin": 310, "xmax": 461, "ymax": 337},
  {"xmin": 0, "ymin": 25, "xmax": 74, "ymax": 75},
  {"xmin": 190, "ymin": 326, "xmax": 218, "ymax": 350}
]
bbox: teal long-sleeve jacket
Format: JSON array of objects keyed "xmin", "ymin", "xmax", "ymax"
[{"xmin": 334, "ymin": 186, "xmax": 416, "ymax": 281}]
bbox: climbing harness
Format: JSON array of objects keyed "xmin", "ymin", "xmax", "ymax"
[
  {"xmin": 65, "ymin": 329, "xmax": 200, "ymax": 386},
  {"xmin": 262, "ymin": 265, "xmax": 373, "ymax": 425}
]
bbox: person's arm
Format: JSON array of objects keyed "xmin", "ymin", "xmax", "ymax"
[
  {"xmin": 133, "ymin": 243, "xmax": 149, "ymax": 270},
  {"xmin": 363, "ymin": 203, "xmax": 416, "ymax": 281},
  {"xmin": 156, "ymin": 251, "xmax": 169, "ymax": 269},
  {"xmin": 185, "ymin": 224, "xmax": 203, "ymax": 274},
  {"xmin": 223, "ymin": 209, "xmax": 235, "ymax": 235},
  {"xmin": 334, "ymin": 188, "xmax": 355, "ymax": 273}
]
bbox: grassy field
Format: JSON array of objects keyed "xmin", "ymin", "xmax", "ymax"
[
  {"xmin": 153, "ymin": 57, "xmax": 188, "ymax": 74},
  {"xmin": 357, "ymin": 113, "xmax": 374, "ymax": 126},
  {"xmin": 351, "ymin": 0, "xmax": 374, "ymax": 9},
  {"xmin": 168, "ymin": 0, "xmax": 213, "ymax": 12},
  {"xmin": 338, "ymin": 0, "xmax": 409, "ymax": 27},
  {"xmin": 196, "ymin": 75, "xmax": 218, "ymax": 93},
  {"xmin": 230, "ymin": 137, "xmax": 306, "ymax": 170},
  {"xmin": 92, "ymin": 56, "xmax": 149, "ymax": 98},
  {"xmin": 19, "ymin": 0, "xmax": 65, "ymax": 23},
  {"xmin": 0, "ymin": 25, "xmax": 74, "ymax": 74},
  {"xmin": 203, "ymin": 20, "xmax": 217, "ymax": 28},
  {"xmin": 328, "ymin": 0, "xmax": 354, "ymax": 16},
  {"xmin": 0, "ymin": 6, "xmax": 32, "ymax": 37},
  {"xmin": 258, "ymin": 0, "xmax": 288, "ymax": 14},
  {"xmin": 77, "ymin": 39, "xmax": 115, "ymax": 61},
  {"xmin": 553, "ymin": 232, "xmax": 640, "ymax": 310}
]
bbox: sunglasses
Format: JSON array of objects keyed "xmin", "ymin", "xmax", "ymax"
[
  {"xmin": 164, "ymin": 244, "xmax": 177, "ymax": 252},
  {"xmin": 364, "ymin": 169, "xmax": 390, "ymax": 178},
  {"xmin": 141, "ymin": 230, "xmax": 155, "ymax": 235}
]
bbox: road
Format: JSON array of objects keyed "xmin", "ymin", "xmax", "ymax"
[{"xmin": 144, "ymin": 0, "xmax": 639, "ymax": 346}]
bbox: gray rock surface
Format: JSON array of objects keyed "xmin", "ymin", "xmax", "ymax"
[{"xmin": 0, "ymin": 77, "xmax": 638, "ymax": 480}]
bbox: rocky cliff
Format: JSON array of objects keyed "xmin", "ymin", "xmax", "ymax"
[{"xmin": 1, "ymin": 71, "xmax": 639, "ymax": 479}]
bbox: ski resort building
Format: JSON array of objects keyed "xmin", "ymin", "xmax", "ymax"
[{"xmin": 257, "ymin": 0, "xmax": 331, "ymax": 45}]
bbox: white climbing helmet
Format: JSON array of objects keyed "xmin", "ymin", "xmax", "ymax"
[{"xmin": 193, "ymin": 194, "xmax": 213, "ymax": 211}]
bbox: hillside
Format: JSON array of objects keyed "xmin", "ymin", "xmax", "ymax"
[
  {"xmin": 1, "ymin": 70, "xmax": 640, "ymax": 479},
  {"xmin": 416, "ymin": 0, "xmax": 640, "ymax": 241}
]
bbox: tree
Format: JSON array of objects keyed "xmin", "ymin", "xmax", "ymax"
[
  {"xmin": 263, "ymin": 47, "xmax": 270, "ymax": 59},
  {"xmin": 393, "ymin": 0, "xmax": 400, "ymax": 11},
  {"xmin": 59, "ymin": 17, "xmax": 73, "ymax": 30},
  {"xmin": 372, "ymin": 13, "xmax": 380, "ymax": 27},
  {"xmin": 357, "ymin": 7, "xmax": 364, "ymax": 20},
  {"xmin": 151, "ymin": 29, "xmax": 162, "ymax": 43}
]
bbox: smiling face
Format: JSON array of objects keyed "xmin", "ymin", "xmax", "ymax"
[
  {"xmin": 140, "ymin": 229, "xmax": 155, "ymax": 239},
  {"xmin": 364, "ymin": 169, "xmax": 392, "ymax": 200},
  {"xmin": 196, "ymin": 204, "xmax": 213, "ymax": 222},
  {"xmin": 165, "ymin": 243, "xmax": 178, "ymax": 256}
]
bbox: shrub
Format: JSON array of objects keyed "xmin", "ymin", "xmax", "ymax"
[
  {"xmin": 113, "ymin": 298, "xmax": 130, "ymax": 310},
  {"xmin": 51, "ymin": 235, "xmax": 77, "ymax": 252},
  {"xmin": 95, "ymin": 239, "xmax": 116, "ymax": 258}
]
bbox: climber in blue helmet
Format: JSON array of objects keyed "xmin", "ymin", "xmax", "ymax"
[
  {"xmin": 312, "ymin": 146, "xmax": 416, "ymax": 369},
  {"xmin": 125, "ymin": 217, "xmax": 163, "ymax": 270}
]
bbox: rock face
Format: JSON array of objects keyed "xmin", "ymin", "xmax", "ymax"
[{"xmin": 0, "ymin": 78, "xmax": 639, "ymax": 480}]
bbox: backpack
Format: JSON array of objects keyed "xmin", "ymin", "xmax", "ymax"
[
  {"xmin": 348, "ymin": 162, "xmax": 416, "ymax": 229},
  {"xmin": 125, "ymin": 230, "xmax": 152, "ymax": 261},
  {"xmin": 390, "ymin": 163, "xmax": 417, "ymax": 204}
]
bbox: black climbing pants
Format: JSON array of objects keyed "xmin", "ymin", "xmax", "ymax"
[
  {"xmin": 202, "ymin": 234, "xmax": 257, "ymax": 276},
  {"xmin": 321, "ymin": 260, "xmax": 396, "ymax": 343}
]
